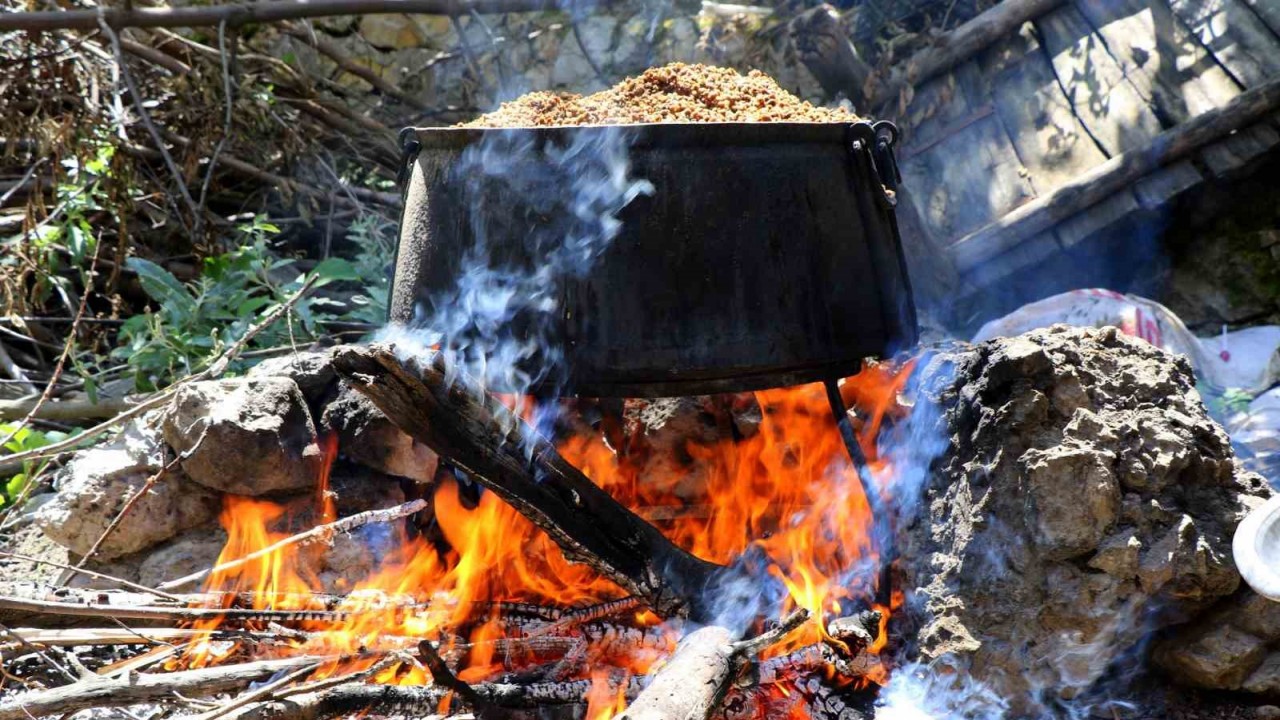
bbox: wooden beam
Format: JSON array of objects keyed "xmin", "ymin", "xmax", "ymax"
[
  {"xmin": 0, "ymin": 0, "xmax": 560, "ymax": 33},
  {"xmin": 870, "ymin": 0, "xmax": 1068, "ymax": 108},
  {"xmin": 950, "ymin": 75, "xmax": 1280, "ymax": 273}
]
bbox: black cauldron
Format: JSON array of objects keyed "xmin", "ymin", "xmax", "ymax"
[{"xmin": 389, "ymin": 121, "xmax": 916, "ymax": 397}]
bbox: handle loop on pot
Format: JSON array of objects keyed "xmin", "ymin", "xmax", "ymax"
[
  {"xmin": 849, "ymin": 121, "xmax": 899, "ymax": 209},
  {"xmin": 397, "ymin": 127, "xmax": 422, "ymax": 193}
]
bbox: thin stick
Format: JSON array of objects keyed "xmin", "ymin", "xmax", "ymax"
[
  {"xmin": 0, "ymin": 249, "xmax": 99, "ymax": 527},
  {"xmin": 157, "ymin": 498, "xmax": 426, "ymax": 591},
  {"xmin": 192, "ymin": 660, "xmax": 323, "ymax": 720},
  {"xmin": 0, "ymin": 273, "xmax": 319, "ymax": 475},
  {"xmin": 0, "ymin": 343, "xmax": 35, "ymax": 396},
  {"xmin": 75, "ymin": 427, "xmax": 208, "ymax": 567},
  {"xmin": 731, "ymin": 609, "xmax": 810, "ymax": 657},
  {"xmin": 0, "ymin": 158, "xmax": 46, "ymax": 206},
  {"xmin": 418, "ymin": 639, "xmax": 483, "ymax": 708},
  {"xmin": 283, "ymin": 23, "xmax": 429, "ymax": 111},
  {"xmin": 0, "ymin": 627, "xmax": 273, "ymax": 650},
  {"xmin": 195, "ymin": 18, "xmax": 236, "ymax": 244},
  {"xmin": 97, "ymin": 12, "xmax": 200, "ymax": 232},
  {"xmin": 0, "ymin": 550, "xmax": 180, "ymax": 601},
  {"xmin": 0, "ymin": 595, "xmax": 354, "ymax": 624},
  {"xmin": 0, "ymin": 395, "xmax": 147, "ymax": 422}
]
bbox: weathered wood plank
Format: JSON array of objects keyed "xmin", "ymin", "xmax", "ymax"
[
  {"xmin": 897, "ymin": 57, "xmax": 1037, "ymax": 245},
  {"xmin": 1074, "ymin": 0, "xmax": 1243, "ymax": 123},
  {"xmin": 867, "ymin": 0, "xmax": 1070, "ymax": 108},
  {"xmin": 1053, "ymin": 189, "xmax": 1141, "ymax": 247},
  {"xmin": 983, "ymin": 23, "xmax": 1111, "ymax": 194},
  {"xmin": 1167, "ymin": 0, "xmax": 1280, "ymax": 89},
  {"xmin": 1200, "ymin": 121, "xmax": 1280, "ymax": 175},
  {"xmin": 1238, "ymin": 0, "xmax": 1280, "ymax": 37},
  {"xmin": 949, "ymin": 75, "xmax": 1280, "ymax": 272},
  {"xmin": 893, "ymin": 185, "xmax": 963, "ymax": 311},
  {"xmin": 898, "ymin": 111, "xmax": 1037, "ymax": 243},
  {"xmin": 1132, "ymin": 160, "xmax": 1204, "ymax": 207},
  {"xmin": 897, "ymin": 67, "xmax": 976, "ymax": 149},
  {"xmin": 1034, "ymin": 4, "xmax": 1165, "ymax": 155},
  {"xmin": 962, "ymin": 231, "xmax": 1062, "ymax": 289}
]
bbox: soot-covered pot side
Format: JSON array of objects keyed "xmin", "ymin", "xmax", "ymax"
[{"xmin": 389, "ymin": 122, "xmax": 917, "ymax": 398}]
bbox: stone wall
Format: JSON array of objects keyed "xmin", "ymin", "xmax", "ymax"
[{"xmin": 274, "ymin": 0, "xmax": 830, "ymax": 123}]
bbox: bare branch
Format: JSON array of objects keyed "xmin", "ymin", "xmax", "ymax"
[{"xmin": 0, "ymin": 0, "xmax": 560, "ymax": 33}]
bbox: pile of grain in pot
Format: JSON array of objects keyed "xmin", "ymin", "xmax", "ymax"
[{"xmin": 462, "ymin": 63, "xmax": 859, "ymax": 126}]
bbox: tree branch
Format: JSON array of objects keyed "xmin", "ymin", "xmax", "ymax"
[{"xmin": 0, "ymin": 0, "xmax": 560, "ymax": 33}]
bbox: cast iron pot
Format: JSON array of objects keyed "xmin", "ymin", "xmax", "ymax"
[{"xmin": 389, "ymin": 121, "xmax": 917, "ymax": 398}]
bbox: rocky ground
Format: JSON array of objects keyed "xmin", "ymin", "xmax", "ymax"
[
  {"xmin": 896, "ymin": 326, "xmax": 1277, "ymax": 716},
  {"xmin": 3, "ymin": 327, "xmax": 1280, "ymax": 718}
]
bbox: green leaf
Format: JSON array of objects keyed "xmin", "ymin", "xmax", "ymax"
[
  {"xmin": 66, "ymin": 221, "xmax": 95, "ymax": 265},
  {"xmin": 310, "ymin": 258, "xmax": 361, "ymax": 287},
  {"xmin": 83, "ymin": 375, "xmax": 99, "ymax": 405},
  {"xmin": 5, "ymin": 473, "xmax": 28, "ymax": 501},
  {"xmin": 127, "ymin": 258, "xmax": 198, "ymax": 318}
]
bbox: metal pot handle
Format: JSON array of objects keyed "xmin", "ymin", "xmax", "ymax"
[{"xmin": 849, "ymin": 121, "xmax": 900, "ymax": 208}]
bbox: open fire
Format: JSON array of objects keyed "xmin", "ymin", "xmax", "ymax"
[{"xmin": 173, "ymin": 361, "xmax": 912, "ymax": 719}]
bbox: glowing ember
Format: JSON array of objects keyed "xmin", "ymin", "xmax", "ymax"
[{"xmin": 178, "ymin": 362, "xmax": 913, "ymax": 716}]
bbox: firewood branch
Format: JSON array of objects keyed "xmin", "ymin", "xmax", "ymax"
[
  {"xmin": 0, "ymin": 0, "xmax": 560, "ymax": 32},
  {"xmin": 330, "ymin": 343, "xmax": 728, "ymax": 621},
  {"xmin": 0, "ymin": 655, "xmax": 337, "ymax": 720}
]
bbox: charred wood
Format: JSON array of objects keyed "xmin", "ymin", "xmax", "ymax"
[
  {"xmin": 237, "ymin": 676, "xmax": 646, "ymax": 720},
  {"xmin": 331, "ymin": 344, "xmax": 729, "ymax": 620}
]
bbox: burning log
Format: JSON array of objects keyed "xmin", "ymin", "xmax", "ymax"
[
  {"xmin": 619, "ymin": 610, "xmax": 810, "ymax": 720},
  {"xmin": 238, "ymin": 677, "xmax": 647, "ymax": 720},
  {"xmin": 331, "ymin": 344, "xmax": 729, "ymax": 620}
]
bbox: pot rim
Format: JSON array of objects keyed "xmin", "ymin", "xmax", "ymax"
[{"xmin": 406, "ymin": 120, "xmax": 881, "ymax": 149}]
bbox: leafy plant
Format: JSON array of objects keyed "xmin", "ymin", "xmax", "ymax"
[
  {"xmin": 112, "ymin": 216, "xmax": 360, "ymax": 391},
  {"xmin": 340, "ymin": 213, "xmax": 397, "ymax": 325},
  {"xmin": 0, "ymin": 423, "xmax": 66, "ymax": 510},
  {"xmin": 2, "ymin": 139, "xmax": 114, "ymax": 310}
]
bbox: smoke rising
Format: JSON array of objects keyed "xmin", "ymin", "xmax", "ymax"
[{"xmin": 384, "ymin": 126, "xmax": 652, "ymax": 429}]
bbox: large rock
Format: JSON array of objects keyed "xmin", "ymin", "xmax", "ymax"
[
  {"xmin": 321, "ymin": 384, "xmax": 438, "ymax": 484},
  {"xmin": 137, "ymin": 526, "xmax": 227, "ymax": 589},
  {"xmin": 164, "ymin": 378, "xmax": 323, "ymax": 495},
  {"xmin": 35, "ymin": 424, "xmax": 220, "ymax": 560},
  {"xmin": 1156, "ymin": 585, "xmax": 1280, "ymax": 693},
  {"xmin": 902, "ymin": 325, "xmax": 1272, "ymax": 714},
  {"xmin": 247, "ymin": 349, "xmax": 338, "ymax": 404}
]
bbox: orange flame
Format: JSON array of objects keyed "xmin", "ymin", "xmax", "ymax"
[{"xmin": 179, "ymin": 361, "xmax": 914, "ymax": 715}]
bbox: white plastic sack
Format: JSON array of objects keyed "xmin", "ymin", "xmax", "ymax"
[
  {"xmin": 1227, "ymin": 387, "xmax": 1280, "ymax": 486},
  {"xmin": 971, "ymin": 289, "xmax": 1280, "ymax": 395}
]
